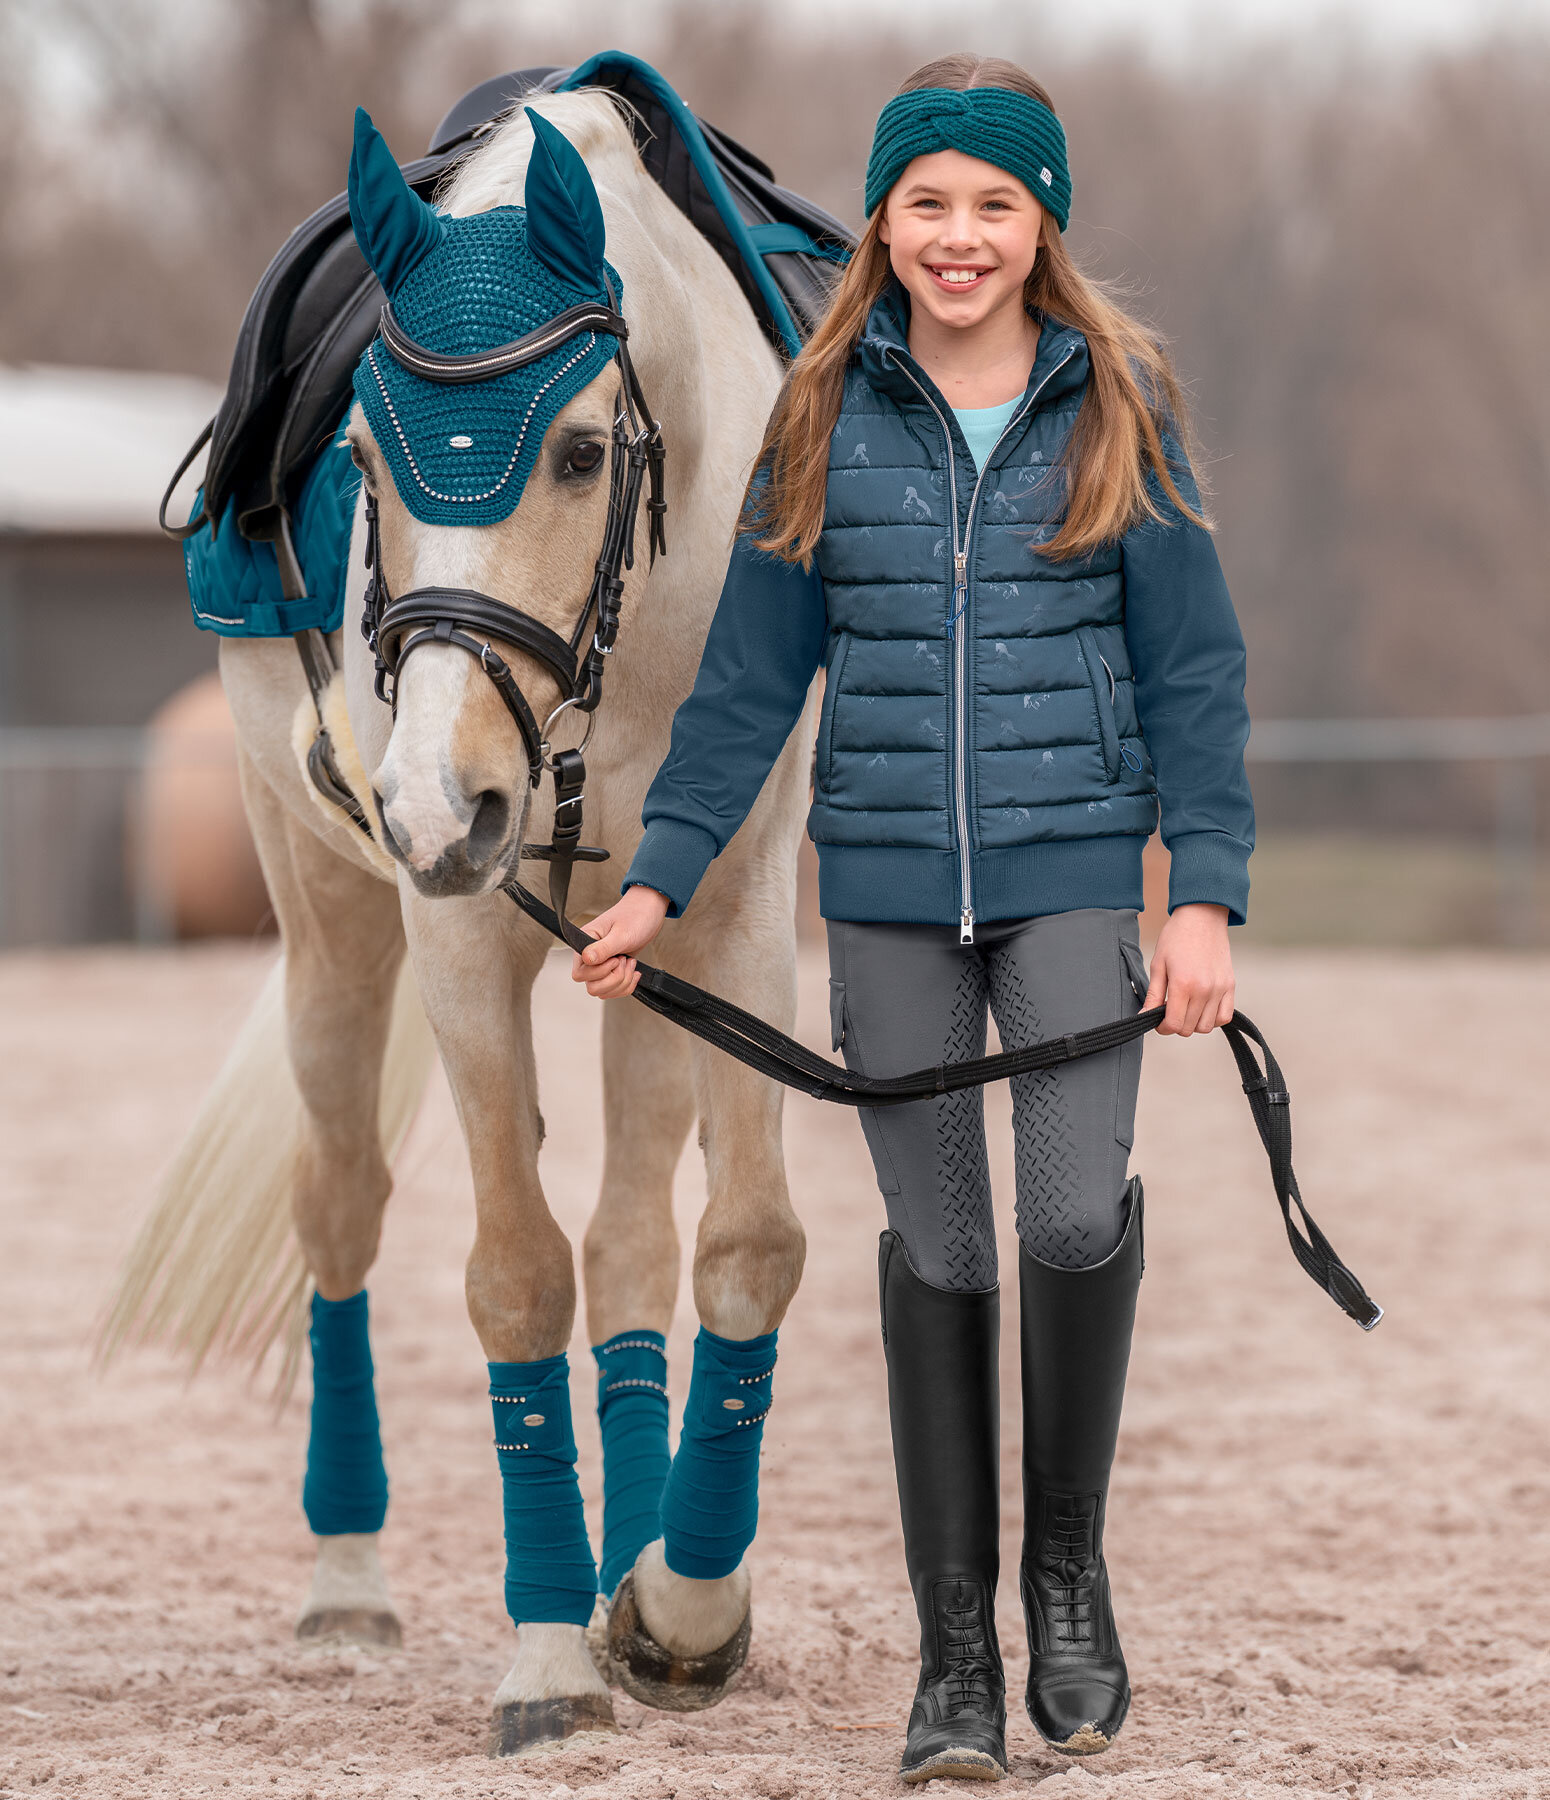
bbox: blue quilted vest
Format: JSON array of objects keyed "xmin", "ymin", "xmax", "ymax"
[{"xmin": 810, "ymin": 281, "xmax": 1159, "ymax": 937}]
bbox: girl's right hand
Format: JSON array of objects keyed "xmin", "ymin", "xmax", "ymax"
[{"xmin": 571, "ymin": 885, "xmax": 671, "ymax": 999}]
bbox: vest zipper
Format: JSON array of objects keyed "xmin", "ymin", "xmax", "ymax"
[{"xmin": 885, "ymin": 344, "xmax": 1077, "ymax": 945}]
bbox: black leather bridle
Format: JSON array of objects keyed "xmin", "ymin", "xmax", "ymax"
[{"xmin": 359, "ymin": 277, "xmax": 666, "ymax": 793}]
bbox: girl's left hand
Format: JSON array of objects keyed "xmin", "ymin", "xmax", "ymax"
[{"xmin": 1142, "ymin": 902, "xmax": 1235, "ymax": 1037}]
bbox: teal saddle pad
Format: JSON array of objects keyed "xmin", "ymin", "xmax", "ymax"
[{"xmin": 183, "ymin": 420, "xmax": 361, "ymax": 640}]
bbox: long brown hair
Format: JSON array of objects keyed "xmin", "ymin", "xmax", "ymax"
[{"xmin": 742, "ymin": 52, "xmax": 1206, "ymax": 566}]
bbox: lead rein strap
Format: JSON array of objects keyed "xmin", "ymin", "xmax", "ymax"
[{"xmin": 501, "ymin": 863, "xmax": 1383, "ymax": 1334}]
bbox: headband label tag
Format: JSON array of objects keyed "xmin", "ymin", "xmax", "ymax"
[{"xmin": 1040, "ymin": 168, "xmax": 1053, "ymax": 186}]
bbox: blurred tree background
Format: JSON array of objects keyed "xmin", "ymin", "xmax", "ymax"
[{"xmin": 2, "ymin": 0, "xmax": 1547, "ymax": 940}]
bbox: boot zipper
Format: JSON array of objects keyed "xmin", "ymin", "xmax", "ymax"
[{"xmin": 886, "ymin": 344, "xmax": 1077, "ymax": 945}]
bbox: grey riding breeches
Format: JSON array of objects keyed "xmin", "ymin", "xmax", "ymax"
[{"xmin": 825, "ymin": 908, "xmax": 1149, "ymax": 1291}]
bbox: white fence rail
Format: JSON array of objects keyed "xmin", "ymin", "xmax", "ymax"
[
  {"xmin": 1245, "ymin": 714, "xmax": 1549, "ymax": 944},
  {"xmin": 0, "ymin": 714, "xmax": 1545, "ymax": 946}
]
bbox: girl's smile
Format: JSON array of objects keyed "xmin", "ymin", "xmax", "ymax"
[{"xmin": 925, "ymin": 262, "xmax": 996, "ymax": 290}]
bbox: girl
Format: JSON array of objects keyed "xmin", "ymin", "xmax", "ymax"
[{"xmin": 574, "ymin": 52, "xmax": 1252, "ymax": 1784}]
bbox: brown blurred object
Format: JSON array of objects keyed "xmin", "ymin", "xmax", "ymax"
[
  {"xmin": 134, "ymin": 673, "xmax": 273, "ymax": 939},
  {"xmin": 1140, "ymin": 836, "xmax": 1170, "ymax": 948}
]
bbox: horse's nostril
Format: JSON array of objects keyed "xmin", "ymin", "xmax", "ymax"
[
  {"xmin": 466, "ymin": 789, "xmax": 512, "ymax": 866},
  {"xmin": 374, "ymin": 795, "xmax": 411, "ymax": 863}
]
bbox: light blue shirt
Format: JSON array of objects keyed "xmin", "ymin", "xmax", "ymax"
[{"xmin": 951, "ymin": 396, "xmax": 1023, "ymax": 473}]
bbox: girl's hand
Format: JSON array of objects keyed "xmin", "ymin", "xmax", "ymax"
[
  {"xmin": 571, "ymin": 885, "xmax": 671, "ymax": 999},
  {"xmin": 1143, "ymin": 902, "xmax": 1235, "ymax": 1037}
]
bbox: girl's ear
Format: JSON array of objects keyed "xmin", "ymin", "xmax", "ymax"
[
  {"xmin": 877, "ymin": 199, "xmax": 892, "ymax": 245},
  {"xmin": 523, "ymin": 107, "xmax": 607, "ymax": 292},
  {"xmin": 347, "ymin": 107, "xmax": 446, "ymax": 296}
]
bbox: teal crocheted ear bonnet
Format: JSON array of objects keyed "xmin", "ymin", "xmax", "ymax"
[
  {"xmin": 864, "ymin": 86, "xmax": 1072, "ymax": 232},
  {"xmin": 349, "ymin": 106, "xmax": 623, "ymax": 528}
]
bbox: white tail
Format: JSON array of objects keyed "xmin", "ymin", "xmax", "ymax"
[{"xmin": 97, "ymin": 953, "xmax": 435, "ymax": 1398}]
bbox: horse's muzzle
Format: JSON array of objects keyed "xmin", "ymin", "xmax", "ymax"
[{"xmin": 374, "ymin": 779, "xmax": 527, "ymax": 899}]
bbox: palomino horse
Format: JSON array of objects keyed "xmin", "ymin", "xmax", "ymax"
[{"xmin": 103, "ymin": 90, "xmax": 809, "ymax": 1755}]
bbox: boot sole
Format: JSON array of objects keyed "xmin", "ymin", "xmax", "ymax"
[{"xmin": 901, "ymin": 1747, "xmax": 1007, "ymax": 1783}]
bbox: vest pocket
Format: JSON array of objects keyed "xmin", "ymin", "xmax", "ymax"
[
  {"xmin": 816, "ymin": 634, "xmax": 852, "ymax": 789},
  {"xmin": 1076, "ymin": 625, "xmax": 1122, "ymax": 783}
]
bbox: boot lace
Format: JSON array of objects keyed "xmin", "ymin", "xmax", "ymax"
[
  {"xmin": 933, "ymin": 1585, "xmax": 998, "ymax": 1716},
  {"xmin": 1037, "ymin": 1497, "xmax": 1100, "ymax": 1650}
]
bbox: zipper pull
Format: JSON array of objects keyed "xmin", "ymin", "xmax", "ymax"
[
  {"xmin": 959, "ymin": 907, "xmax": 975, "ymax": 946},
  {"xmin": 947, "ymin": 550, "xmax": 968, "ymax": 642}
]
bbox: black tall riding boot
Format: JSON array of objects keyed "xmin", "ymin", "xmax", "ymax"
[
  {"xmin": 1019, "ymin": 1177, "xmax": 1144, "ymax": 1756},
  {"xmin": 879, "ymin": 1232, "xmax": 1008, "ymax": 1785}
]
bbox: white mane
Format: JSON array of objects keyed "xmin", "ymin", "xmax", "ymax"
[{"xmin": 439, "ymin": 89, "xmax": 646, "ymax": 218}]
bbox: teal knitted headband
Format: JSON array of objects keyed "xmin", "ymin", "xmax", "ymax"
[{"xmin": 864, "ymin": 86, "xmax": 1072, "ymax": 232}]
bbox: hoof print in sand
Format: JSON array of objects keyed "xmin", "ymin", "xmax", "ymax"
[{"xmin": 295, "ymin": 1607, "xmax": 403, "ymax": 1650}]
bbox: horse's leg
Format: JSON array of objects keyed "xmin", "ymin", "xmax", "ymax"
[
  {"xmin": 607, "ymin": 899, "xmax": 805, "ymax": 1710},
  {"xmin": 401, "ymin": 899, "xmax": 614, "ymax": 1756},
  {"xmin": 238, "ymin": 751, "xmax": 409, "ymax": 1651},
  {"xmin": 581, "ymin": 999, "xmax": 696, "ymax": 1666}
]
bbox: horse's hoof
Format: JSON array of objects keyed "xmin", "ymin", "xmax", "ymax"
[
  {"xmin": 487, "ymin": 1692, "xmax": 618, "ymax": 1757},
  {"xmin": 606, "ymin": 1568, "xmax": 750, "ymax": 1712},
  {"xmin": 585, "ymin": 1591, "xmax": 618, "ymax": 1686},
  {"xmin": 295, "ymin": 1606, "xmax": 403, "ymax": 1650}
]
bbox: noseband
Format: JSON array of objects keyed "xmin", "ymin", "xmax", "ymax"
[{"xmin": 359, "ymin": 278, "xmax": 666, "ymax": 791}]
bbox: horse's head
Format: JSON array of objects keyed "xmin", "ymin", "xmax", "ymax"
[{"xmin": 343, "ymin": 102, "xmax": 663, "ymax": 898}]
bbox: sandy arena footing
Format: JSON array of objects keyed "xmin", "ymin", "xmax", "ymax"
[{"xmin": 1, "ymin": 943, "xmax": 1546, "ymax": 1798}]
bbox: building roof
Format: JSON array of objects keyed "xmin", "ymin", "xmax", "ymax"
[{"xmin": 0, "ymin": 365, "xmax": 223, "ymax": 536}]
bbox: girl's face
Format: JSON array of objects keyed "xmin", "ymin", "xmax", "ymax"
[{"xmin": 879, "ymin": 148, "xmax": 1043, "ymax": 334}]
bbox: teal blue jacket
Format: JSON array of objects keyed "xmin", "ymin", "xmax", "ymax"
[{"xmin": 625, "ymin": 281, "xmax": 1254, "ymax": 931}]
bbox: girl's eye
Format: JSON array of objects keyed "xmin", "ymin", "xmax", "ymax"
[{"xmin": 566, "ymin": 440, "xmax": 605, "ymax": 476}]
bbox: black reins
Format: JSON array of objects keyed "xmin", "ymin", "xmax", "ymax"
[
  {"xmin": 331, "ymin": 280, "xmax": 1383, "ymax": 1339},
  {"xmin": 502, "ymin": 843, "xmax": 1383, "ymax": 1336}
]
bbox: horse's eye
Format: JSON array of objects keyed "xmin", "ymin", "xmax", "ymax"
[{"xmin": 566, "ymin": 440, "xmax": 605, "ymax": 476}]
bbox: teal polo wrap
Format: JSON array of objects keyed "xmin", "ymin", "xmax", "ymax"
[{"xmin": 864, "ymin": 86, "xmax": 1072, "ymax": 231}]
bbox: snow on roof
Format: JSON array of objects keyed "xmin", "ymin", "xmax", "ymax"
[{"xmin": 0, "ymin": 364, "xmax": 223, "ymax": 536}]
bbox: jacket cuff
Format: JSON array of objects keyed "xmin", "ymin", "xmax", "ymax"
[
  {"xmin": 622, "ymin": 818, "xmax": 720, "ymax": 920},
  {"xmin": 1166, "ymin": 831, "xmax": 1251, "ymax": 927}
]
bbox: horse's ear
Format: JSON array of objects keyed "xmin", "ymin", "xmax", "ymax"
[
  {"xmin": 348, "ymin": 106, "xmax": 445, "ymax": 296},
  {"xmin": 523, "ymin": 108, "xmax": 607, "ymax": 292}
]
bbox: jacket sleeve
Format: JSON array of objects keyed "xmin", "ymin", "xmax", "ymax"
[
  {"xmin": 621, "ymin": 532, "xmax": 827, "ymax": 917},
  {"xmin": 1121, "ymin": 435, "xmax": 1255, "ymax": 925}
]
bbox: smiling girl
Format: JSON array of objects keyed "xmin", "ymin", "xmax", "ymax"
[{"xmin": 575, "ymin": 51, "xmax": 1253, "ymax": 1783}]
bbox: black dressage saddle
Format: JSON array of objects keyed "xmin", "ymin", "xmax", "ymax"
[{"xmin": 166, "ymin": 56, "xmax": 853, "ymax": 555}]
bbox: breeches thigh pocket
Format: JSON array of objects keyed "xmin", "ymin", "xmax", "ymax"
[
  {"xmin": 1115, "ymin": 928, "xmax": 1148, "ymax": 1150},
  {"xmin": 830, "ymin": 977, "xmax": 902, "ymax": 1196}
]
